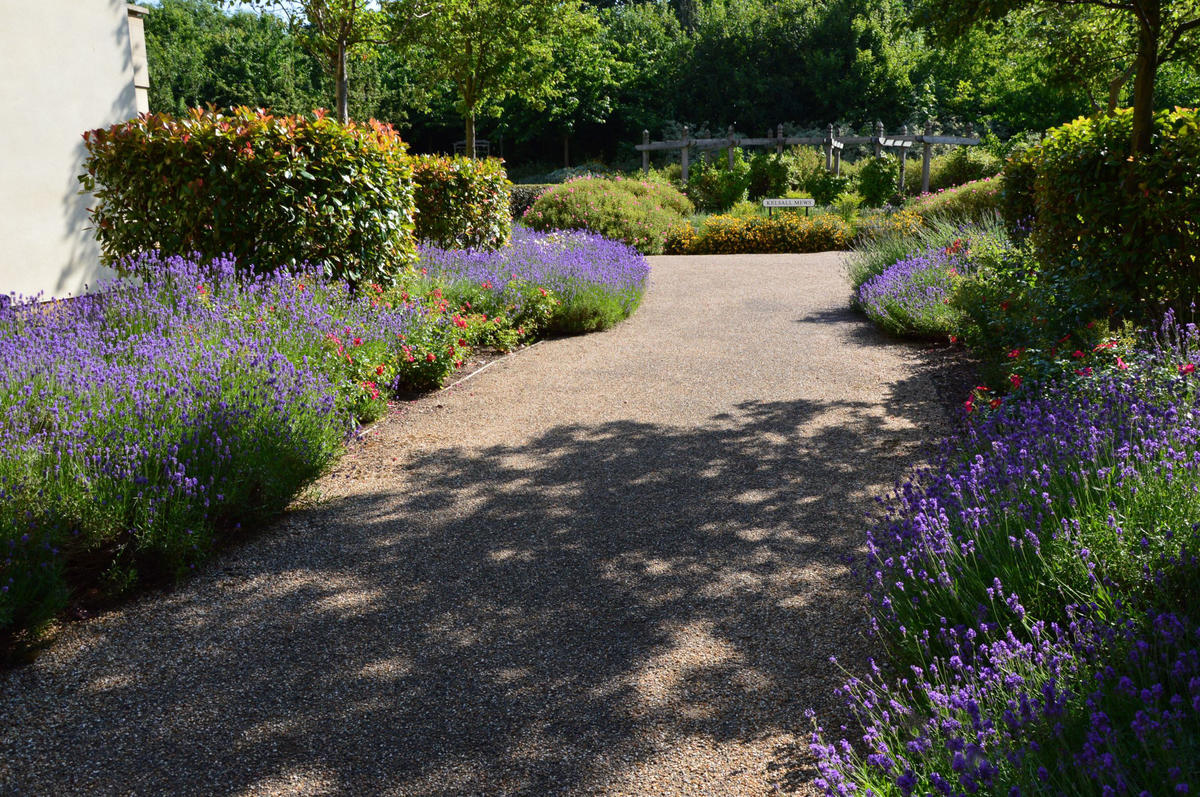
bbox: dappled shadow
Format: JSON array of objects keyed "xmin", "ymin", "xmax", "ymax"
[{"xmin": 0, "ymin": 381, "xmax": 949, "ymax": 794}]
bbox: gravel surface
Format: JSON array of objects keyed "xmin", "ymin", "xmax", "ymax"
[{"xmin": 0, "ymin": 252, "xmax": 968, "ymax": 796}]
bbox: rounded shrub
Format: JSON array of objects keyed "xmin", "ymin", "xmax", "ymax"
[
  {"xmin": 411, "ymin": 155, "xmax": 511, "ymax": 250},
  {"xmin": 857, "ymin": 156, "xmax": 899, "ymax": 207},
  {"xmin": 685, "ymin": 149, "xmax": 752, "ymax": 212},
  {"xmin": 80, "ymin": 107, "xmax": 416, "ymax": 288},
  {"xmin": 747, "ymin": 151, "xmax": 790, "ymax": 200},
  {"xmin": 522, "ymin": 176, "xmax": 692, "ymax": 254},
  {"xmin": 509, "ymin": 183, "xmax": 555, "ymax": 219}
]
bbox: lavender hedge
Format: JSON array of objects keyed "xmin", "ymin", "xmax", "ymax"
[
  {"xmin": 811, "ymin": 315, "xmax": 1200, "ymax": 795},
  {"xmin": 857, "ymin": 242, "xmax": 966, "ymax": 339},
  {"xmin": 419, "ymin": 228, "xmax": 650, "ymax": 334},
  {"xmin": 1, "ymin": 233, "xmax": 650, "ymax": 642}
]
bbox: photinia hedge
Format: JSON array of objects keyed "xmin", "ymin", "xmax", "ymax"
[
  {"xmin": 1025, "ymin": 107, "xmax": 1200, "ymax": 319},
  {"xmin": 80, "ymin": 107, "xmax": 417, "ymax": 288},
  {"xmin": 411, "ymin": 155, "xmax": 512, "ymax": 250}
]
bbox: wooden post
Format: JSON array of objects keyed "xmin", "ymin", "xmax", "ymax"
[
  {"xmin": 921, "ymin": 122, "xmax": 933, "ymax": 194},
  {"xmin": 727, "ymin": 125, "xmax": 736, "ymax": 169},
  {"xmin": 776, "ymin": 123, "xmax": 784, "ymax": 156},
  {"xmin": 898, "ymin": 124, "xmax": 907, "ymax": 193},
  {"xmin": 642, "ymin": 129, "xmax": 650, "ymax": 174},
  {"xmin": 681, "ymin": 126, "xmax": 690, "ymax": 184},
  {"xmin": 833, "ymin": 127, "xmax": 842, "ymax": 175},
  {"xmin": 874, "ymin": 120, "xmax": 884, "ymax": 158},
  {"xmin": 825, "ymin": 124, "xmax": 834, "ymax": 171}
]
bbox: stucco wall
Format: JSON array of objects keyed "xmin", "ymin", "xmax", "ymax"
[{"xmin": 0, "ymin": 0, "xmax": 140, "ymax": 299}]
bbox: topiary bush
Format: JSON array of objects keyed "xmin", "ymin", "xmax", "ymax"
[
  {"xmin": 509, "ymin": 183, "xmax": 555, "ymax": 219},
  {"xmin": 522, "ymin": 176, "xmax": 692, "ymax": 254},
  {"xmin": 857, "ymin": 156, "xmax": 899, "ymax": 207},
  {"xmin": 411, "ymin": 155, "xmax": 511, "ymax": 250},
  {"xmin": 1030, "ymin": 107, "xmax": 1200, "ymax": 319},
  {"xmin": 80, "ymin": 106, "xmax": 416, "ymax": 288},
  {"xmin": 663, "ymin": 213, "xmax": 851, "ymax": 255}
]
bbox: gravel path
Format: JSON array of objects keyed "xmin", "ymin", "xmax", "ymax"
[{"xmin": 1, "ymin": 252, "xmax": 965, "ymax": 796}]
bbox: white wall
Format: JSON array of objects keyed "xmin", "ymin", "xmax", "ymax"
[{"xmin": 0, "ymin": 0, "xmax": 140, "ymax": 299}]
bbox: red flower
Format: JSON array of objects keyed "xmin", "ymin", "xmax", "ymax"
[
  {"xmin": 426, "ymin": 352, "xmax": 436, "ymax": 362},
  {"xmin": 1000, "ymin": 301, "xmax": 1009, "ymax": 311},
  {"xmin": 353, "ymin": 337, "xmax": 363, "ymax": 346},
  {"xmin": 1008, "ymin": 348, "xmax": 1023, "ymax": 359},
  {"xmin": 1116, "ymin": 357, "xmax": 1129, "ymax": 370},
  {"xmin": 1076, "ymin": 367, "xmax": 1093, "ymax": 376},
  {"xmin": 989, "ymin": 398, "xmax": 1002, "ymax": 409},
  {"xmin": 964, "ymin": 396, "xmax": 975, "ymax": 413},
  {"xmin": 975, "ymin": 385, "xmax": 990, "ymax": 392},
  {"xmin": 1072, "ymin": 350, "xmax": 1084, "ymax": 358},
  {"xmin": 375, "ymin": 365, "xmax": 385, "ymax": 376},
  {"xmin": 949, "ymin": 335, "xmax": 958, "ymax": 343},
  {"xmin": 1009, "ymin": 373, "xmax": 1022, "ymax": 389},
  {"xmin": 1181, "ymin": 362, "xmax": 1196, "ymax": 375},
  {"xmin": 458, "ymin": 339, "xmax": 466, "ymax": 347}
]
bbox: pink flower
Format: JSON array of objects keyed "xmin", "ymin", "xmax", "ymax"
[{"xmin": 1181, "ymin": 362, "xmax": 1196, "ymax": 375}]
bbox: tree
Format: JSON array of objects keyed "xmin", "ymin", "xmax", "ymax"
[
  {"xmin": 914, "ymin": 0, "xmax": 1200, "ymax": 156},
  {"xmin": 402, "ymin": 0, "xmax": 596, "ymax": 157},
  {"xmin": 234, "ymin": 0, "xmax": 429, "ymax": 123}
]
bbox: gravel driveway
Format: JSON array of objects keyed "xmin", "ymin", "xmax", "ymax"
[{"xmin": 1, "ymin": 252, "xmax": 965, "ymax": 796}]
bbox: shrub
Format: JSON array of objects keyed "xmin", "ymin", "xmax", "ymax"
[
  {"xmin": 805, "ymin": 168, "xmax": 853, "ymax": 206},
  {"xmin": 907, "ymin": 175, "xmax": 1004, "ymax": 223},
  {"xmin": 80, "ymin": 107, "xmax": 416, "ymax": 288},
  {"xmin": 419, "ymin": 228, "xmax": 650, "ymax": 334},
  {"xmin": 747, "ymin": 151, "xmax": 789, "ymax": 200},
  {"xmin": 509, "ymin": 183, "xmax": 555, "ymax": 219},
  {"xmin": 663, "ymin": 213, "xmax": 851, "ymax": 255},
  {"xmin": 857, "ymin": 156, "xmax": 899, "ymax": 207},
  {"xmin": 852, "ymin": 207, "xmax": 925, "ymax": 248},
  {"xmin": 685, "ymin": 149, "xmax": 752, "ymax": 212},
  {"xmin": 925, "ymin": 145, "xmax": 1003, "ymax": 192},
  {"xmin": 1030, "ymin": 107, "xmax": 1200, "ymax": 319},
  {"xmin": 780, "ymin": 145, "xmax": 826, "ymax": 192},
  {"xmin": 523, "ymin": 176, "xmax": 692, "ymax": 254},
  {"xmin": 848, "ymin": 214, "xmax": 1001, "ymax": 293},
  {"xmin": 411, "ymin": 155, "xmax": 511, "ymax": 250},
  {"xmin": 999, "ymin": 145, "xmax": 1040, "ymax": 238}
]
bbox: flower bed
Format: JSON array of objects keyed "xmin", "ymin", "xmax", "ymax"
[
  {"xmin": 0, "ymin": 231, "xmax": 649, "ymax": 646},
  {"xmin": 419, "ymin": 228, "xmax": 650, "ymax": 334},
  {"xmin": 812, "ymin": 317, "xmax": 1200, "ymax": 794}
]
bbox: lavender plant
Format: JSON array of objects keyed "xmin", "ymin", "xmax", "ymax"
[
  {"xmin": 419, "ymin": 229, "xmax": 650, "ymax": 335},
  {"xmin": 811, "ymin": 314, "xmax": 1200, "ymax": 795}
]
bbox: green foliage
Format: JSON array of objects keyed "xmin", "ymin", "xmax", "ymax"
[
  {"xmin": 685, "ymin": 149, "xmax": 752, "ymax": 212},
  {"xmin": 805, "ymin": 168, "xmax": 853, "ymax": 206},
  {"xmin": 411, "ymin": 155, "xmax": 512, "ymax": 249},
  {"xmin": 848, "ymin": 214, "xmax": 993, "ymax": 292},
  {"xmin": 663, "ymin": 213, "xmax": 851, "ymax": 254},
  {"xmin": 746, "ymin": 151, "xmax": 790, "ymax": 200},
  {"xmin": 1030, "ymin": 107, "xmax": 1200, "ymax": 319},
  {"xmin": 79, "ymin": 107, "xmax": 417, "ymax": 288},
  {"xmin": 146, "ymin": 0, "xmax": 327, "ymax": 117},
  {"xmin": 999, "ymin": 144, "xmax": 1040, "ymax": 238},
  {"xmin": 509, "ymin": 184, "xmax": 555, "ymax": 219},
  {"xmin": 926, "ymin": 146, "xmax": 1003, "ymax": 192},
  {"xmin": 779, "ymin": 145, "xmax": 826, "ymax": 191},
  {"xmin": 857, "ymin": 156, "xmax": 899, "ymax": 207},
  {"xmin": 523, "ymin": 176, "xmax": 692, "ymax": 254},
  {"xmin": 834, "ymin": 192, "xmax": 864, "ymax": 223},
  {"xmin": 907, "ymin": 176, "xmax": 1004, "ymax": 223}
]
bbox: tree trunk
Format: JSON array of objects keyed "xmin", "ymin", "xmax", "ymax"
[
  {"xmin": 335, "ymin": 41, "xmax": 350, "ymax": 124},
  {"xmin": 1130, "ymin": 0, "xmax": 1160, "ymax": 157},
  {"xmin": 465, "ymin": 114, "xmax": 476, "ymax": 160}
]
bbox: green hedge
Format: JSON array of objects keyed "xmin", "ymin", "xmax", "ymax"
[
  {"xmin": 411, "ymin": 155, "xmax": 511, "ymax": 250},
  {"xmin": 1030, "ymin": 107, "xmax": 1200, "ymax": 317},
  {"xmin": 999, "ymin": 145, "xmax": 1039, "ymax": 239},
  {"xmin": 80, "ymin": 107, "xmax": 416, "ymax": 288}
]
